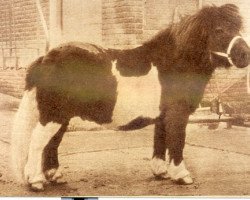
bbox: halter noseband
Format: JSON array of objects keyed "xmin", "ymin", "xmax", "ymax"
[{"xmin": 212, "ymin": 35, "xmax": 242, "ymax": 66}]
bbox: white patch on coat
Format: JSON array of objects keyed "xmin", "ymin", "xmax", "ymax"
[
  {"xmin": 24, "ymin": 122, "xmax": 62, "ymax": 184},
  {"xmin": 110, "ymin": 61, "xmax": 161, "ymax": 127},
  {"xmin": 11, "ymin": 88, "xmax": 39, "ymax": 183}
]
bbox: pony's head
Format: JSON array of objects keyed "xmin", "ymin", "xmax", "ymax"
[
  {"xmin": 173, "ymin": 4, "xmax": 250, "ymax": 69},
  {"xmin": 208, "ymin": 4, "xmax": 249, "ymax": 68}
]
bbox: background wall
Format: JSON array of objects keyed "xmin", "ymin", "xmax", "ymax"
[
  {"xmin": 102, "ymin": 0, "xmax": 144, "ymax": 48},
  {"xmin": 0, "ymin": 0, "xmax": 49, "ymax": 97},
  {"xmin": 62, "ymin": 0, "xmax": 102, "ymax": 45}
]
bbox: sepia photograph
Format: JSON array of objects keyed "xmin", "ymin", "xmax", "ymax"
[{"xmin": 0, "ymin": 0, "xmax": 249, "ymax": 197}]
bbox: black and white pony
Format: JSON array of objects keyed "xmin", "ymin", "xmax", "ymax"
[{"xmin": 11, "ymin": 4, "xmax": 250, "ymax": 191}]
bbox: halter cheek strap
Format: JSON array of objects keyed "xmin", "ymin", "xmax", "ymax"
[{"xmin": 212, "ymin": 35, "xmax": 242, "ymax": 66}]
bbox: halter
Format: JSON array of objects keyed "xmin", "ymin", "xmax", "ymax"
[{"xmin": 212, "ymin": 35, "xmax": 242, "ymax": 66}]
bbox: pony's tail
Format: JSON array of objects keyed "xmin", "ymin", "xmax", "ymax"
[{"xmin": 11, "ymin": 87, "xmax": 39, "ymax": 183}]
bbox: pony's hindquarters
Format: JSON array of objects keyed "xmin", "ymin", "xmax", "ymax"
[{"xmin": 11, "ymin": 87, "xmax": 39, "ymax": 183}]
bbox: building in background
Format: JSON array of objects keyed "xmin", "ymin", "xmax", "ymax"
[{"xmin": 0, "ymin": 0, "xmax": 249, "ymax": 115}]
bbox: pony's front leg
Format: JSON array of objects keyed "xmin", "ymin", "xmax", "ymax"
[
  {"xmin": 151, "ymin": 114, "xmax": 169, "ymax": 178},
  {"xmin": 163, "ymin": 104, "xmax": 193, "ymax": 184},
  {"xmin": 24, "ymin": 122, "xmax": 62, "ymax": 191}
]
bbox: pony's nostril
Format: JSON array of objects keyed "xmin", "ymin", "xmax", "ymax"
[
  {"xmin": 240, "ymin": 52, "xmax": 248, "ymax": 61},
  {"xmin": 231, "ymin": 49, "xmax": 250, "ymax": 68},
  {"xmin": 235, "ymin": 51, "xmax": 250, "ymax": 67}
]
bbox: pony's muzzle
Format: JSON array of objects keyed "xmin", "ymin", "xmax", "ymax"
[
  {"xmin": 231, "ymin": 40, "xmax": 250, "ymax": 68},
  {"xmin": 212, "ymin": 36, "xmax": 250, "ymax": 68}
]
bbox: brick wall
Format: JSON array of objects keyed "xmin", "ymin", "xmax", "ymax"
[
  {"xmin": 143, "ymin": 0, "xmax": 198, "ymax": 41},
  {"xmin": 62, "ymin": 0, "xmax": 102, "ymax": 46},
  {"xmin": 219, "ymin": 75, "xmax": 250, "ymax": 114},
  {"xmin": 0, "ymin": 0, "xmax": 49, "ymax": 52},
  {"xmin": 102, "ymin": 0, "xmax": 198, "ymax": 47},
  {"xmin": 203, "ymin": 67, "xmax": 248, "ymax": 100},
  {"xmin": 102, "ymin": 0, "xmax": 144, "ymax": 48},
  {"xmin": 0, "ymin": 0, "xmax": 49, "ymax": 98}
]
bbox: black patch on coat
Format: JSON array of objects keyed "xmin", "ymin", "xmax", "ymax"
[
  {"xmin": 26, "ymin": 43, "xmax": 117, "ymax": 125},
  {"xmin": 25, "ymin": 42, "xmax": 155, "ymax": 126},
  {"xmin": 109, "ymin": 46, "xmax": 152, "ymax": 77}
]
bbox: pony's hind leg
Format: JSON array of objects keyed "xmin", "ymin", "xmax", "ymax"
[
  {"xmin": 43, "ymin": 122, "xmax": 69, "ymax": 184},
  {"xmin": 11, "ymin": 88, "xmax": 39, "ymax": 183},
  {"xmin": 24, "ymin": 121, "xmax": 62, "ymax": 191}
]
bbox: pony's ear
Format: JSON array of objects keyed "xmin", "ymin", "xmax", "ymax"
[{"xmin": 116, "ymin": 46, "xmax": 151, "ymax": 77}]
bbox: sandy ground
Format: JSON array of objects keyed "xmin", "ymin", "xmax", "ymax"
[{"xmin": 0, "ymin": 93, "xmax": 249, "ymax": 197}]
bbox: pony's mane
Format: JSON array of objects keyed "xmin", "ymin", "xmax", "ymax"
[{"xmin": 144, "ymin": 4, "xmax": 243, "ymax": 64}]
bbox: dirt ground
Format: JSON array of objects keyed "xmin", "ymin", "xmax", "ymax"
[{"xmin": 0, "ymin": 93, "xmax": 249, "ymax": 197}]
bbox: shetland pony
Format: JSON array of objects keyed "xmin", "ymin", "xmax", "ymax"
[{"xmin": 11, "ymin": 4, "xmax": 250, "ymax": 191}]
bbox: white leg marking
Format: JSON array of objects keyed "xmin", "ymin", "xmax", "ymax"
[
  {"xmin": 24, "ymin": 122, "xmax": 61, "ymax": 187},
  {"xmin": 11, "ymin": 88, "xmax": 39, "ymax": 183},
  {"xmin": 151, "ymin": 157, "xmax": 168, "ymax": 177},
  {"xmin": 168, "ymin": 160, "xmax": 193, "ymax": 184}
]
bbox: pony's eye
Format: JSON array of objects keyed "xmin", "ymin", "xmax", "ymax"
[{"xmin": 215, "ymin": 27, "xmax": 224, "ymax": 34}]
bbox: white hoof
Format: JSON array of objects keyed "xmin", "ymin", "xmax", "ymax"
[
  {"xmin": 175, "ymin": 174, "xmax": 193, "ymax": 185},
  {"xmin": 24, "ymin": 161, "xmax": 46, "ymax": 185},
  {"xmin": 30, "ymin": 182, "xmax": 44, "ymax": 192},
  {"xmin": 45, "ymin": 168, "xmax": 57, "ymax": 180},
  {"xmin": 51, "ymin": 169, "xmax": 63, "ymax": 181},
  {"xmin": 45, "ymin": 168, "xmax": 66, "ymax": 184},
  {"xmin": 168, "ymin": 160, "xmax": 193, "ymax": 184},
  {"xmin": 151, "ymin": 157, "xmax": 168, "ymax": 177},
  {"xmin": 52, "ymin": 177, "xmax": 67, "ymax": 185}
]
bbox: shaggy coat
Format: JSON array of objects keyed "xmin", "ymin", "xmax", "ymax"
[{"xmin": 11, "ymin": 4, "xmax": 250, "ymax": 191}]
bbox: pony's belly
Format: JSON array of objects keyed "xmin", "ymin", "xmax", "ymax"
[{"xmin": 107, "ymin": 61, "xmax": 161, "ymax": 128}]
